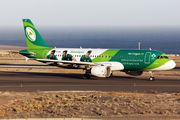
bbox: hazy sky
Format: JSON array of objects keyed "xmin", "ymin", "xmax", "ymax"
[{"xmin": 0, "ymin": 0, "xmax": 180, "ymax": 27}]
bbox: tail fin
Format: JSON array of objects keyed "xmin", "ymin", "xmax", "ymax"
[{"xmin": 22, "ymin": 19, "xmax": 50, "ymax": 49}]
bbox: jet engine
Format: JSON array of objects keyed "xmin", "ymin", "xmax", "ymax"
[
  {"xmin": 91, "ymin": 66, "xmax": 111, "ymax": 78},
  {"xmin": 125, "ymin": 71, "xmax": 143, "ymax": 76}
]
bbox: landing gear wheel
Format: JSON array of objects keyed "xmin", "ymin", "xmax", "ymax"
[
  {"xmin": 82, "ymin": 74, "xmax": 91, "ymax": 79},
  {"xmin": 82, "ymin": 74, "xmax": 87, "ymax": 79},
  {"xmin": 149, "ymin": 77, "xmax": 155, "ymax": 81},
  {"xmin": 149, "ymin": 71, "xmax": 155, "ymax": 81},
  {"xmin": 86, "ymin": 74, "xmax": 91, "ymax": 79},
  {"xmin": 83, "ymin": 67, "xmax": 91, "ymax": 79}
]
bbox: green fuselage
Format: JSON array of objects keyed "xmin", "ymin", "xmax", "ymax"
[{"xmin": 20, "ymin": 48, "xmax": 170, "ymax": 71}]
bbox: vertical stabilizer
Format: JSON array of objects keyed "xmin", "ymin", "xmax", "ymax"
[{"xmin": 22, "ymin": 19, "xmax": 50, "ymax": 49}]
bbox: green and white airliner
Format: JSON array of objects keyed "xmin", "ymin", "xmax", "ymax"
[{"xmin": 19, "ymin": 19, "xmax": 176, "ymax": 81}]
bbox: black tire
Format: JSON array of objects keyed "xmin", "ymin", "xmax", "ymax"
[
  {"xmin": 82, "ymin": 74, "xmax": 87, "ymax": 79},
  {"xmin": 86, "ymin": 74, "xmax": 91, "ymax": 79}
]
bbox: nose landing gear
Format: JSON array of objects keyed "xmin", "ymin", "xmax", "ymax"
[{"xmin": 149, "ymin": 71, "xmax": 155, "ymax": 81}]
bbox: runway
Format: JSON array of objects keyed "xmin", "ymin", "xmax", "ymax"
[
  {"xmin": 0, "ymin": 71, "xmax": 180, "ymax": 93},
  {"xmin": 0, "ymin": 63, "xmax": 180, "ymax": 70}
]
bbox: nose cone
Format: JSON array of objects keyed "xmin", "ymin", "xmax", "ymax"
[
  {"xmin": 151, "ymin": 59, "xmax": 176, "ymax": 71},
  {"xmin": 164, "ymin": 60, "xmax": 176, "ymax": 70}
]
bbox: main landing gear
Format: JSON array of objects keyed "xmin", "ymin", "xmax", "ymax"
[
  {"xmin": 82, "ymin": 74, "xmax": 91, "ymax": 79},
  {"xmin": 82, "ymin": 68, "xmax": 91, "ymax": 79},
  {"xmin": 149, "ymin": 71, "xmax": 155, "ymax": 81}
]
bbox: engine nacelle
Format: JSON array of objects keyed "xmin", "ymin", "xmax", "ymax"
[
  {"xmin": 91, "ymin": 66, "xmax": 111, "ymax": 78},
  {"xmin": 125, "ymin": 71, "xmax": 143, "ymax": 76}
]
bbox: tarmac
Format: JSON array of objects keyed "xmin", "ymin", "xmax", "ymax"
[{"xmin": 0, "ymin": 70, "xmax": 180, "ymax": 92}]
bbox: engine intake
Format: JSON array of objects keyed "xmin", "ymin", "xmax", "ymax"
[{"xmin": 91, "ymin": 66, "xmax": 111, "ymax": 78}]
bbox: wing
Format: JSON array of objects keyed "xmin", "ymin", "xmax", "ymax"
[
  {"xmin": 36, "ymin": 59, "xmax": 99, "ymax": 66},
  {"xmin": 34, "ymin": 59, "xmax": 124, "ymax": 71}
]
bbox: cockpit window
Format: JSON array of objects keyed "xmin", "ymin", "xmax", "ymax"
[
  {"xmin": 164, "ymin": 56, "xmax": 169, "ymax": 59},
  {"xmin": 157, "ymin": 56, "xmax": 169, "ymax": 59}
]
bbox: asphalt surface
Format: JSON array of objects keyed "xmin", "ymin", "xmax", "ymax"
[
  {"xmin": 0, "ymin": 63, "xmax": 180, "ymax": 69},
  {"xmin": 0, "ymin": 63, "xmax": 57, "ymax": 69},
  {"xmin": 0, "ymin": 71, "xmax": 180, "ymax": 92}
]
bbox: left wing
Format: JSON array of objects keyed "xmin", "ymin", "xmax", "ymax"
[
  {"xmin": 36, "ymin": 59, "xmax": 100, "ymax": 66},
  {"xmin": 36, "ymin": 59, "xmax": 124, "ymax": 71}
]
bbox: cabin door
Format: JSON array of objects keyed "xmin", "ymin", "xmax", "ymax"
[{"xmin": 144, "ymin": 52, "xmax": 151, "ymax": 64}]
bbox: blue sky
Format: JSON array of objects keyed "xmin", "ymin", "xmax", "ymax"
[{"xmin": 0, "ymin": 0, "xmax": 180, "ymax": 27}]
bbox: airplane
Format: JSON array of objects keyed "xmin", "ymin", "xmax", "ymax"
[{"xmin": 19, "ymin": 19, "xmax": 176, "ymax": 81}]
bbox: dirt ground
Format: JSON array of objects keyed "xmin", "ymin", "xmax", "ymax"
[{"xmin": 1, "ymin": 91, "xmax": 180, "ymax": 119}]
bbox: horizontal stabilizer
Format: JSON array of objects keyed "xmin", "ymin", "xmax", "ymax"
[
  {"xmin": 19, "ymin": 52, "xmax": 36, "ymax": 55},
  {"xmin": 7, "ymin": 51, "xmax": 35, "ymax": 55}
]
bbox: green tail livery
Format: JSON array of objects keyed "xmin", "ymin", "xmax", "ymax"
[
  {"xmin": 20, "ymin": 19, "xmax": 52, "ymax": 59},
  {"xmin": 20, "ymin": 19, "xmax": 176, "ymax": 81}
]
